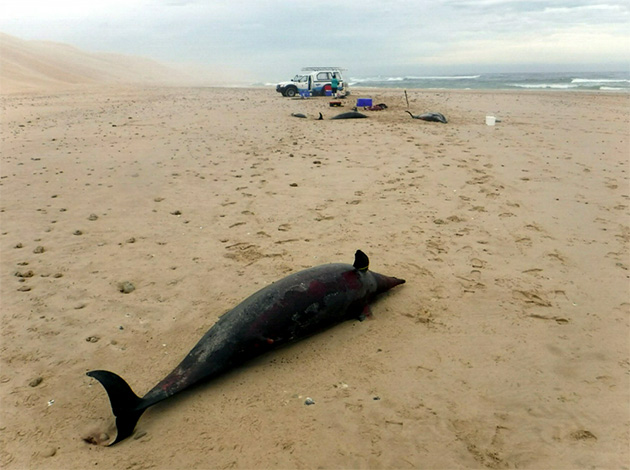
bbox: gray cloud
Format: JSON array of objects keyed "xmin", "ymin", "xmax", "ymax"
[{"xmin": 1, "ymin": 0, "xmax": 627, "ymax": 81}]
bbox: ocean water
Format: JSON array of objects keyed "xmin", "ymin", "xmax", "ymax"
[{"xmin": 349, "ymin": 71, "xmax": 630, "ymax": 92}]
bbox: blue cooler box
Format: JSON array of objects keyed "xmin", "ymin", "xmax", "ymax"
[{"xmin": 357, "ymin": 98, "xmax": 372, "ymax": 107}]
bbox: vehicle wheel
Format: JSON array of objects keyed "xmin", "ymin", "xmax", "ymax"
[{"xmin": 285, "ymin": 87, "xmax": 297, "ymax": 97}]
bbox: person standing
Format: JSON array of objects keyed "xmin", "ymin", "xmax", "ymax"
[{"xmin": 331, "ymin": 74, "xmax": 339, "ymax": 98}]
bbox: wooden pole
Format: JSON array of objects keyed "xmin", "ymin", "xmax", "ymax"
[{"xmin": 404, "ymin": 90, "xmax": 409, "ymax": 108}]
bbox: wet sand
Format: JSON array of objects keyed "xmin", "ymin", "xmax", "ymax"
[{"xmin": 1, "ymin": 86, "xmax": 629, "ymax": 469}]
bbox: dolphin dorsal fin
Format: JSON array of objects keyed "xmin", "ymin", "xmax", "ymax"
[{"xmin": 353, "ymin": 250, "xmax": 369, "ymax": 271}]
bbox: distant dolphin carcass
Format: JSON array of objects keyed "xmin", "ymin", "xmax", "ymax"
[{"xmin": 406, "ymin": 111, "xmax": 447, "ymax": 123}]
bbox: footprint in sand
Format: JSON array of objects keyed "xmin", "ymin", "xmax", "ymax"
[
  {"xmin": 514, "ymin": 236, "xmax": 532, "ymax": 247},
  {"xmin": 512, "ymin": 289, "xmax": 552, "ymax": 307},
  {"xmin": 456, "ymin": 270, "xmax": 485, "ymax": 292},
  {"xmin": 546, "ymin": 250, "xmax": 568, "ymax": 263}
]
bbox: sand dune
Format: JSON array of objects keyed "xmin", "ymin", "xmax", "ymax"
[{"xmin": 0, "ymin": 33, "xmax": 204, "ymax": 93}]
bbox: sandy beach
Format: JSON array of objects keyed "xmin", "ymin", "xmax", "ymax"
[{"xmin": 1, "ymin": 83, "xmax": 628, "ymax": 469}]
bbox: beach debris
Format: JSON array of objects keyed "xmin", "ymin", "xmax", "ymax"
[
  {"xmin": 88, "ymin": 213, "xmax": 99, "ymax": 221},
  {"xmin": 14, "ymin": 242, "xmax": 23, "ymax": 249},
  {"xmin": 366, "ymin": 103, "xmax": 388, "ymax": 111},
  {"xmin": 291, "ymin": 113, "xmax": 307, "ymax": 118},
  {"xmin": 170, "ymin": 210, "xmax": 182, "ymax": 216},
  {"xmin": 86, "ymin": 336, "xmax": 100, "ymax": 343},
  {"xmin": 47, "ymin": 399, "xmax": 55, "ymax": 406},
  {"xmin": 73, "ymin": 230, "xmax": 83, "ymax": 235},
  {"xmin": 304, "ymin": 397, "xmax": 315, "ymax": 405},
  {"xmin": 17, "ymin": 285, "xmax": 32, "ymax": 292},
  {"xmin": 33, "ymin": 245, "xmax": 45, "ymax": 254},
  {"xmin": 119, "ymin": 281, "xmax": 135, "ymax": 294}
]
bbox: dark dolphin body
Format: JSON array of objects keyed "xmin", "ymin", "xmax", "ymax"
[
  {"xmin": 331, "ymin": 111, "xmax": 368, "ymax": 120},
  {"xmin": 405, "ymin": 111, "xmax": 448, "ymax": 123},
  {"xmin": 87, "ymin": 250, "xmax": 404, "ymax": 445}
]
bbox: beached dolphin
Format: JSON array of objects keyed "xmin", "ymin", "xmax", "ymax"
[
  {"xmin": 86, "ymin": 250, "xmax": 405, "ymax": 446},
  {"xmin": 405, "ymin": 111, "xmax": 448, "ymax": 123},
  {"xmin": 290, "ymin": 112, "xmax": 323, "ymax": 120},
  {"xmin": 331, "ymin": 111, "xmax": 367, "ymax": 120}
]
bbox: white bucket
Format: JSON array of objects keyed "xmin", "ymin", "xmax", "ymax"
[{"xmin": 485, "ymin": 115, "xmax": 496, "ymax": 126}]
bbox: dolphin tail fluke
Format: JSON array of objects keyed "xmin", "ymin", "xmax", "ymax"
[{"xmin": 87, "ymin": 370, "xmax": 146, "ymax": 445}]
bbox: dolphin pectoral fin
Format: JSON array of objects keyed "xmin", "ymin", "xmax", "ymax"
[
  {"xmin": 357, "ymin": 304, "xmax": 372, "ymax": 322},
  {"xmin": 87, "ymin": 370, "xmax": 146, "ymax": 446},
  {"xmin": 353, "ymin": 250, "xmax": 369, "ymax": 271}
]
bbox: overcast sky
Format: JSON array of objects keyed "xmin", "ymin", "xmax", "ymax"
[{"xmin": 1, "ymin": 0, "xmax": 628, "ymax": 81}]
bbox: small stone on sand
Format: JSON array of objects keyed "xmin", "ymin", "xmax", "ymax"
[
  {"xmin": 29, "ymin": 377, "xmax": 43, "ymax": 387},
  {"xmin": 119, "ymin": 281, "xmax": 135, "ymax": 293},
  {"xmin": 41, "ymin": 447, "xmax": 56, "ymax": 457}
]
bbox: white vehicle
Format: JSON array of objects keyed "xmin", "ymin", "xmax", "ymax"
[{"xmin": 276, "ymin": 67, "xmax": 347, "ymax": 97}]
